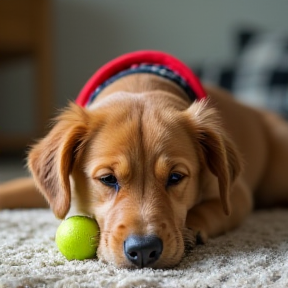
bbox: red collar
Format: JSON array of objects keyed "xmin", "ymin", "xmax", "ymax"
[{"xmin": 76, "ymin": 50, "xmax": 206, "ymax": 107}]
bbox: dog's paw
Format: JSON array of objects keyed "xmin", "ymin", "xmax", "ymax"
[
  {"xmin": 182, "ymin": 227, "xmax": 208, "ymax": 251},
  {"xmin": 195, "ymin": 230, "xmax": 207, "ymax": 245}
]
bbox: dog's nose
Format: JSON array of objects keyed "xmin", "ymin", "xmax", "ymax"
[{"xmin": 124, "ymin": 235, "xmax": 163, "ymax": 268}]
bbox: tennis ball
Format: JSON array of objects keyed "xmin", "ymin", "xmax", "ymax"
[{"xmin": 55, "ymin": 215, "xmax": 100, "ymax": 260}]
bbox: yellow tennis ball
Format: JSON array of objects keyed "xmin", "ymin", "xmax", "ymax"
[{"xmin": 55, "ymin": 216, "xmax": 100, "ymax": 260}]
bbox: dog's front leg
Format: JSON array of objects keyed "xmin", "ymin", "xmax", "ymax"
[
  {"xmin": 185, "ymin": 179, "xmax": 253, "ymax": 243},
  {"xmin": 0, "ymin": 178, "xmax": 48, "ymax": 209}
]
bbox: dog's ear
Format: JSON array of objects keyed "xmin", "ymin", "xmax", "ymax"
[
  {"xmin": 28, "ymin": 103, "xmax": 94, "ymax": 219},
  {"xmin": 185, "ymin": 100, "xmax": 242, "ymax": 215}
]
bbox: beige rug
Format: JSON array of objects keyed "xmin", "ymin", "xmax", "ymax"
[{"xmin": 0, "ymin": 209, "xmax": 287, "ymax": 288}]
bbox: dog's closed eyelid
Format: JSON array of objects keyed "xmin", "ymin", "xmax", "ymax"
[{"xmin": 92, "ymin": 167, "xmax": 114, "ymax": 179}]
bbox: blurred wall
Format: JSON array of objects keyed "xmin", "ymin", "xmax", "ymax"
[
  {"xmin": 1, "ymin": 0, "xmax": 288, "ymax": 138},
  {"xmin": 54, "ymin": 0, "xmax": 288, "ymax": 107}
]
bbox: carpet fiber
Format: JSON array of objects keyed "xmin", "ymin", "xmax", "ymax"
[{"xmin": 0, "ymin": 209, "xmax": 288, "ymax": 288}]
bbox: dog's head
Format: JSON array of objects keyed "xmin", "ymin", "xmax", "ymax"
[{"xmin": 28, "ymin": 91, "xmax": 241, "ymax": 268}]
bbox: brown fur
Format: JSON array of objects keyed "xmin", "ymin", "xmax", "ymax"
[{"xmin": 1, "ymin": 73, "xmax": 288, "ymax": 268}]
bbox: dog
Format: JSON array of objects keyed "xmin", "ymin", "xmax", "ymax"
[{"xmin": 1, "ymin": 50, "xmax": 288, "ymax": 269}]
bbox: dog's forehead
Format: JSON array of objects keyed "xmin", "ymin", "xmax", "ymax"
[
  {"xmin": 87, "ymin": 95, "xmax": 189, "ymax": 156},
  {"xmin": 84, "ymin": 94, "xmax": 191, "ymax": 165}
]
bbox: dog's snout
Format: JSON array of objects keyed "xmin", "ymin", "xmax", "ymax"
[{"xmin": 124, "ymin": 235, "xmax": 163, "ymax": 268}]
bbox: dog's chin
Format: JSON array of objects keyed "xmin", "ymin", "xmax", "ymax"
[{"xmin": 96, "ymin": 253, "xmax": 186, "ymax": 270}]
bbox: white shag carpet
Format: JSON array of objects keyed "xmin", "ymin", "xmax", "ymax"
[{"xmin": 0, "ymin": 209, "xmax": 288, "ymax": 288}]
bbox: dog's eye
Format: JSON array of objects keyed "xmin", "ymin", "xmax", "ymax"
[
  {"xmin": 100, "ymin": 175, "xmax": 120, "ymax": 192},
  {"xmin": 167, "ymin": 173, "xmax": 184, "ymax": 186},
  {"xmin": 101, "ymin": 175, "xmax": 117, "ymax": 185}
]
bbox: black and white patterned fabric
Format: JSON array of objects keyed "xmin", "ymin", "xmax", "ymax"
[
  {"xmin": 233, "ymin": 33, "xmax": 288, "ymax": 118},
  {"xmin": 194, "ymin": 30, "xmax": 288, "ymax": 119}
]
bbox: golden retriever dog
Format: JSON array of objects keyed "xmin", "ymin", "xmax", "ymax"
[{"xmin": 1, "ymin": 51, "xmax": 288, "ymax": 269}]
